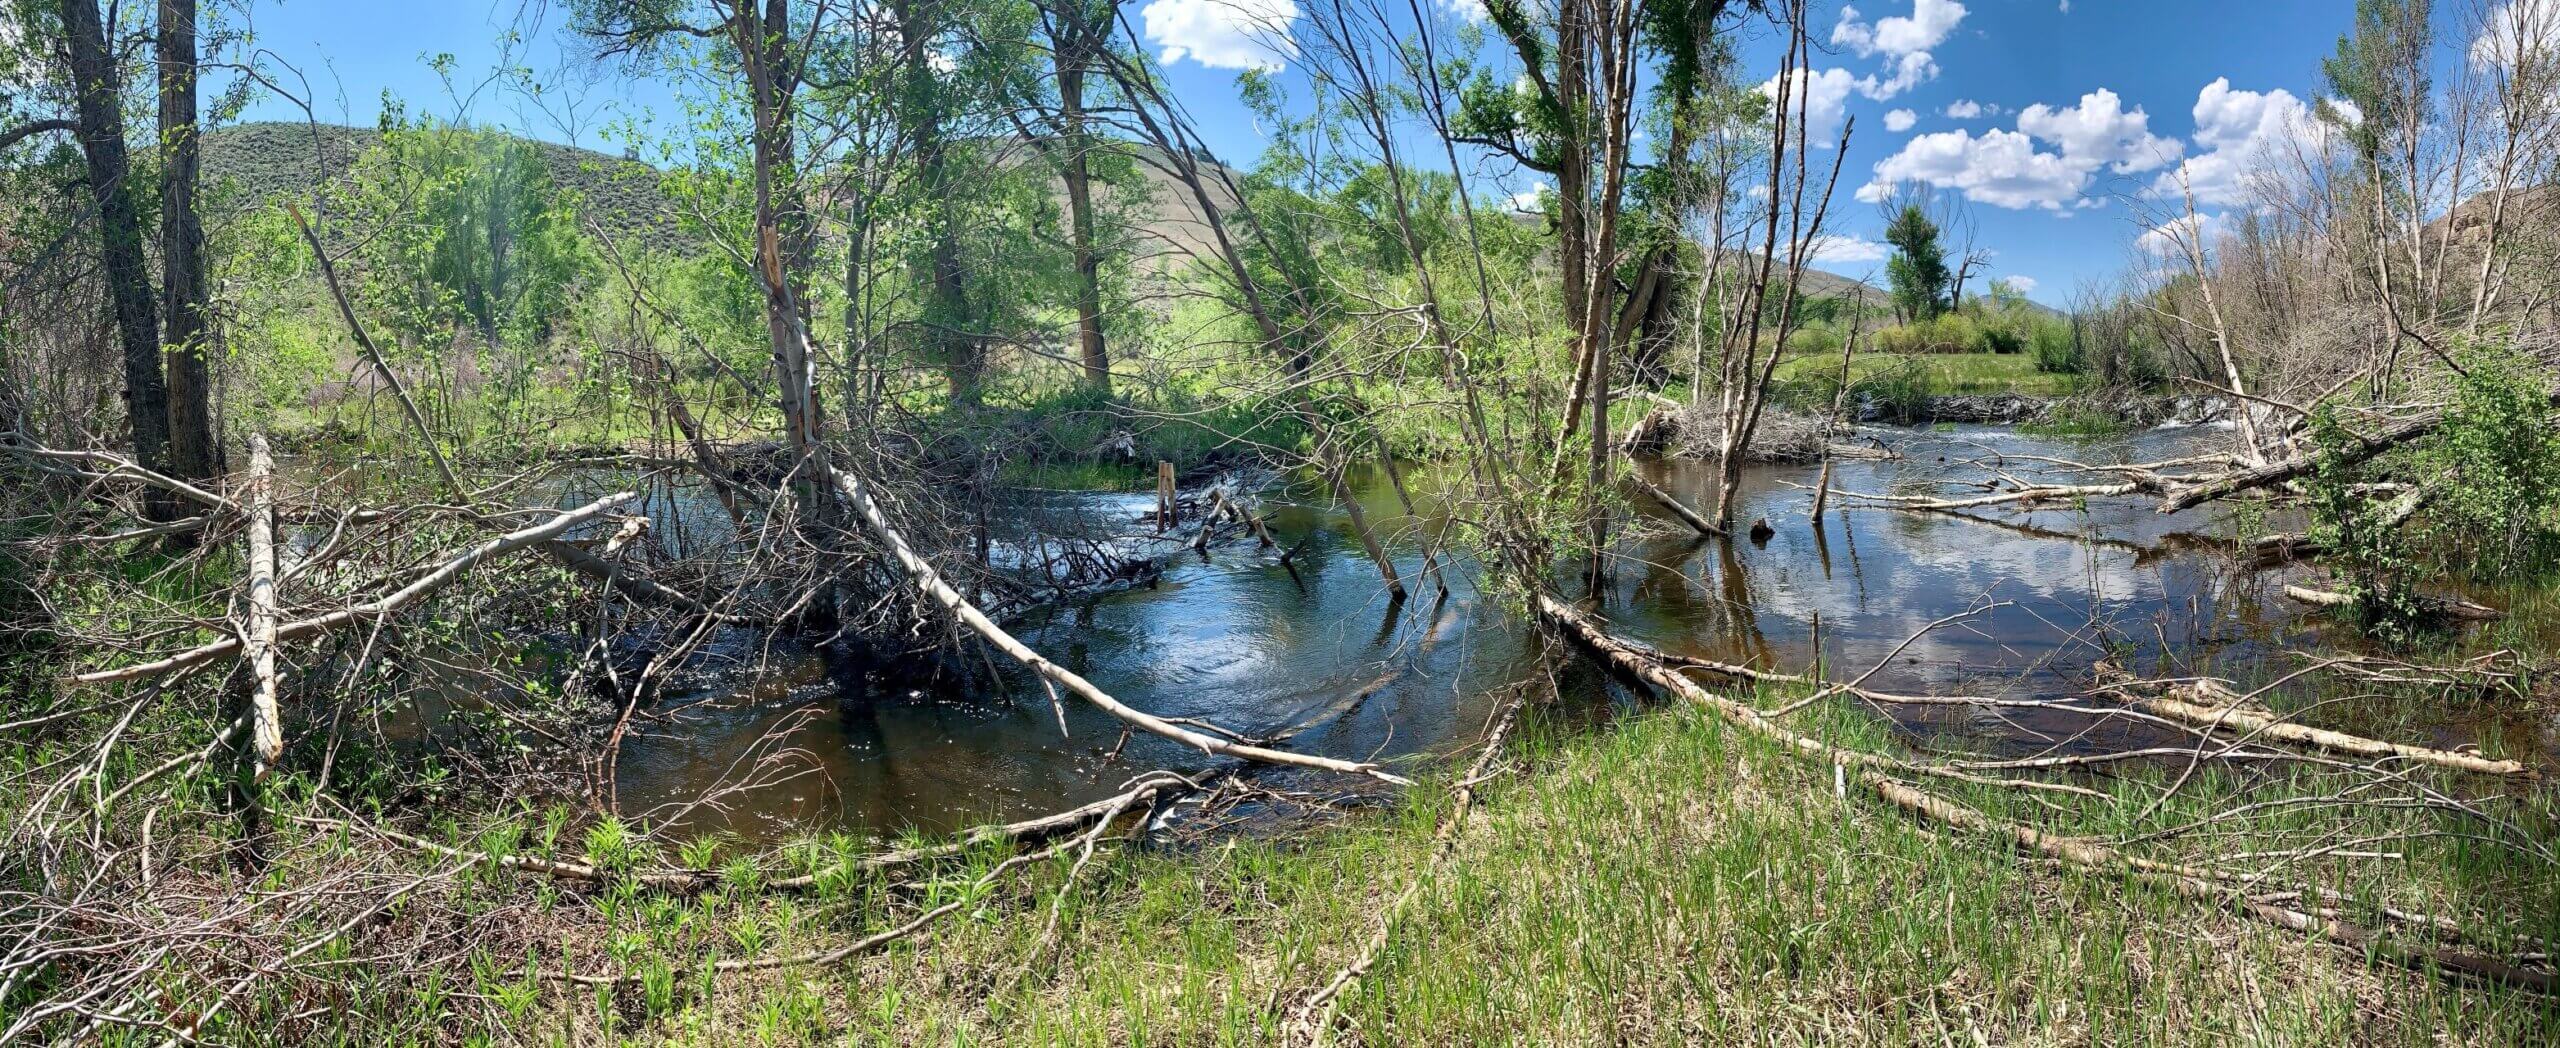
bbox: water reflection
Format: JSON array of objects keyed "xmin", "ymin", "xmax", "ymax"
[{"xmin": 593, "ymin": 425, "xmax": 2501, "ymax": 843}]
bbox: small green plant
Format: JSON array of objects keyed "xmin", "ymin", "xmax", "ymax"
[
  {"xmin": 1858, "ymin": 360, "xmax": 1934, "ymax": 424},
  {"xmin": 2425, "ymin": 342, "xmax": 2560, "ymax": 572},
  {"xmin": 2305, "ymin": 403, "xmax": 2422, "ymax": 631},
  {"xmin": 584, "ymin": 817, "xmax": 635, "ymax": 873}
]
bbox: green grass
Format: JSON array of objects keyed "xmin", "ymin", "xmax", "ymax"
[
  {"xmin": 1776, "ymin": 350, "xmax": 2081, "ymax": 398},
  {"xmin": 472, "ymin": 697, "xmax": 2552, "ymax": 1046}
]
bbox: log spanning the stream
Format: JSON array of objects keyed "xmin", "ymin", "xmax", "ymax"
[
  {"xmin": 67, "ymin": 491, "xmax": 643, "ymax": 686},
  {"xmin": 1535, "ymin": 596, "xmax": 2555, "ymax": 994},
  {"xmin": 2155, "ymin": 392, "xmax": 2560, "ymax": 513},
  {"xmin": 833, "ymin": 470, "xmax": 1411, "ymax": 785}
]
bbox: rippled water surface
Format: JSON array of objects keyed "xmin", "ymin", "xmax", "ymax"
[{"xmin": 575, "ymin": 424, "xmax": 2543, "ymax": 842}]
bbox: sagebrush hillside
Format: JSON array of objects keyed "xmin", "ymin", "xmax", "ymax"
[{"xmin": 202, "ymin": 122, "xmax": 689, "ymax": 252}]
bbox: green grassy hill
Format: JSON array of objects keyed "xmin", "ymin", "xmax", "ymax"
[{"xmin": 201, "ymin": 122, "xmax": 690, "ymax": 252}]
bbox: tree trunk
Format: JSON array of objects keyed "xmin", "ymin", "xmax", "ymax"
[
  {"xmin": 898, "ymin": 0, "xmax": 979, "ymax": 403},
  {"xmin": 735, "ymin": 0, "xmax": 839, "ymax": 635},
  {"xmin": 1059, "ymin": 58, "xmax": 1109, "ymax": 395},
  {"xmin": 63, "ymin": 0, "xmax": 172, "ymax": 507},
  {"xmin": 160, "ymin": 0, "xmax": 216, "ymax": 485}
]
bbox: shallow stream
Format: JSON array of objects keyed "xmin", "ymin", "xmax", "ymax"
[{"xmin": 525, "ymin": 425, "xmax": 2552, "ymax": 842}]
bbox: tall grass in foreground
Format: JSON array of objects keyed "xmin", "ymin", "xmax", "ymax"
[{"xmin": 499, "ymin": 699, "xmax": 2556, "ymax": 1047}]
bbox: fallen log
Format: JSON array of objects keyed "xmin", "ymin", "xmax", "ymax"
[
  {"xmin": 1537, "ymin": 596, "xmax": 2552, "ymax": 994},
  {"xmin": 1629, "ymin": 474, "xmax": 1725, "ymax": 537},
  {"xmin": 2285, "ymin": 583, "xmax": 2506, "ymax": 622},
  {"xmin": 1535, "ymin": 597, "xmax": 2098, "ymax": 797},
  {"xmin": 2156, "ymin": 396, "xmax": 2557, "ymax": 514},
  {"xmin": 2108, "ymin": 676, "xmax": 2534, "ymax": 779},
  {"xmin": 835, "ymin": 470, "xmax": 1410, "ymax": 785},
  {"xmin": 66, "ymin": 491, "xmax": 641, "ymax": 686},
  {"xmin": 243, "ymin": 435, "xmax": 283, "ymax": 778},
  {"xmin": 1823, "ymin": 479, "xmax": 2149, "ymax": 513}
]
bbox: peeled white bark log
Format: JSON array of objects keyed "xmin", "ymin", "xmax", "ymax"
[
  {"xmin": 834, "ymin": 470, "xmax": 1410, "ymax": 785},
  {"xmin": 243, "ymin": 434, "xmax": 282, "ymax": 777}
]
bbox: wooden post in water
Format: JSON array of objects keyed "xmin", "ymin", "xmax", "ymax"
[
  {"xmin": 1156, "ymin": 461, "xmax": 1175, "ymax": 533},
  {"xmin": 1808, "ymin": 611, "xmax": 1823, "ymax": 682},
  {"xmin": 1811, "ymin": 459, "xmax": 1834, "ymax": 525}
]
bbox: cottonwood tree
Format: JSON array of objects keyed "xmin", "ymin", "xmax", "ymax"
[
  {"xmin": 52, "ymin": 0, "xmax": 228, "ymax": 510},
  {"xmin": 576, "ymin": 0, "xmax": 847, "ymax": 631},
  {"xmin": 159, "ymin": 0, "xmax": 215, "ymax": 484},
  {"xmin": 1881, "ymin": 197, "xmax": 1949, "ymax": 323},
  {"xmin": 1008, "ymin": 0, "xmax": 1124, "ymax": 394}
]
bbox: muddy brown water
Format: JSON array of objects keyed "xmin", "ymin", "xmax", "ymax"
[{"xmin": 435, "ymin": 424, "xmax": 2547, "ymax": 844}]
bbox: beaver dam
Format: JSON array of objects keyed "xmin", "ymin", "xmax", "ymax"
[{"xmin": 559, "ymin": 424, "xmax": 2548, "ymax": 842}]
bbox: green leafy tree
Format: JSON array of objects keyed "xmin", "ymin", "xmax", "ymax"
[
  {"xmin": 340, "ymin": 112, "xmax": 592, "ymax": 349},
  {"xmin": 1883, "ymin": 202, "xmax": 1950, "ymax": 323},
  {"xmin": 2426, "ymin": 343, "xmax": 2560, "ymax": 569}
]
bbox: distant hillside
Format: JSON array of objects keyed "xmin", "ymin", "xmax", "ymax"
[
  {"xmin": 201, "ymin": 122, "xmax": 689, "ymax": 251},
  {"xmin": 201, "ymin": 122, "xmax": 1932, "ymax": 312}
]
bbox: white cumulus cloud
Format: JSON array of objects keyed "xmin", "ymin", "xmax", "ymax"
[
  {"xmin": 1866, "ymin": 128, "xmax": 2088, "ymax": 210},
  {"xmin": 1436, "ymin": 0, "xmax": 1489, "ymax": 23},
  {"xmin": 2002, "ymin": 275, "xmax": 2038, "ymax": 293},
  {"xmin": 1810, "ymin": 233, "xmax": 1891, "ymax": 266},
  {"xmin": 2149, "ymin": 78, "xmax": 2333, "ymax": 206},
  {"xmin": 1759, "ymin": 67, "xmax": 1863, "ymax": 148},
  {"xmin": 1142, "ymin": 0, "xmax": 1299, "ymax": 72},
  {"xmin": 2015, "ymin": 89, "xmax": 2180, "ymax": 174},
  {"xmin": 1833, "ymin": 0, "xmax": 1968, "ymax": 57},
  {"xmin": 1861, "ymin": 87, "xmax": 2180, "ymax": 211},
  {"xmin": 1830, "ymin": 1, "xmax": 1964, "ymax": 101},
  {"xmin": 1944, "ymin": 99, "xmax": 2001, "ymax": 119},
  {"xmin": 1884, "ymin": 108, "xmax": 1918, "ymax": 132}
]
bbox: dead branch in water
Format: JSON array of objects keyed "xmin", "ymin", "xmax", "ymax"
[
  {"xmin": 835, "ymin": 469, "xmax": 1412, "ymax": 785},
  {"xmin": 1628, "ymin": 474, "xmax": 1726, "ymax": 538},
  {"xmin": 2285, "ymin": 582, "xmax": 2507, "ymax": 622},
  {"xmin": 2155, "ymin": 394, "xmax": 2560, "ymax": 513}
]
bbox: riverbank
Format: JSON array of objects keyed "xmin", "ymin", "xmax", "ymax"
[{"xmin": 503, "ymin": 695, "xmax": 2553, "ymax": 1045}]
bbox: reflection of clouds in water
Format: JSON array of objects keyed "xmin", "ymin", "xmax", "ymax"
[{"xmin": 1626, "ymin": 425, "xmax": 2264, "ymax": 696}]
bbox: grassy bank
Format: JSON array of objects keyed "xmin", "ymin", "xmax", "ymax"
[
  {"xmin": 1774, "ymin": 350, "xmax": 2081, "ymax": 399},
  {"xmin": 494, "ymin": 698, "xmax": 2551, "ymax": 1046}
]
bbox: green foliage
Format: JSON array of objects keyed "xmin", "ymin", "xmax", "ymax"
[
  {"xmin": 1871, "ymin": 312, "xmax": 1983, "ymax": 355},
  {"xmin": 2319, "ymin": 0, "xmax": 2428, "ymax": 166},
  {"xmin": 338, "ymin": 111, "xmax": 595, "ymax": 347},
  {"xmin": 1883, "ymin": 202, "xmax": 1950, "ymax": 322},
  {"xmin": 2424, "ymin": 343, "xmax": 2560, "ymax": 571},
  {"xmin": 2305, "ymin": 403, "xmax": 2423, "ymax": 630},
  {"xmin": 2029, "ymin": 316, "xmax": 2080, "ymax": 374}
]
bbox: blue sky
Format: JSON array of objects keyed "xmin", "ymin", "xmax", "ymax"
[{"xmin": 226, "ymin": 0, "xmax": 2367, "ymax": 304}]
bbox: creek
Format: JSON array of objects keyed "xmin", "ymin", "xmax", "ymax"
[{"xmin": 455, "ymin": 424, "xmax": 2553, "ymax": 842}]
